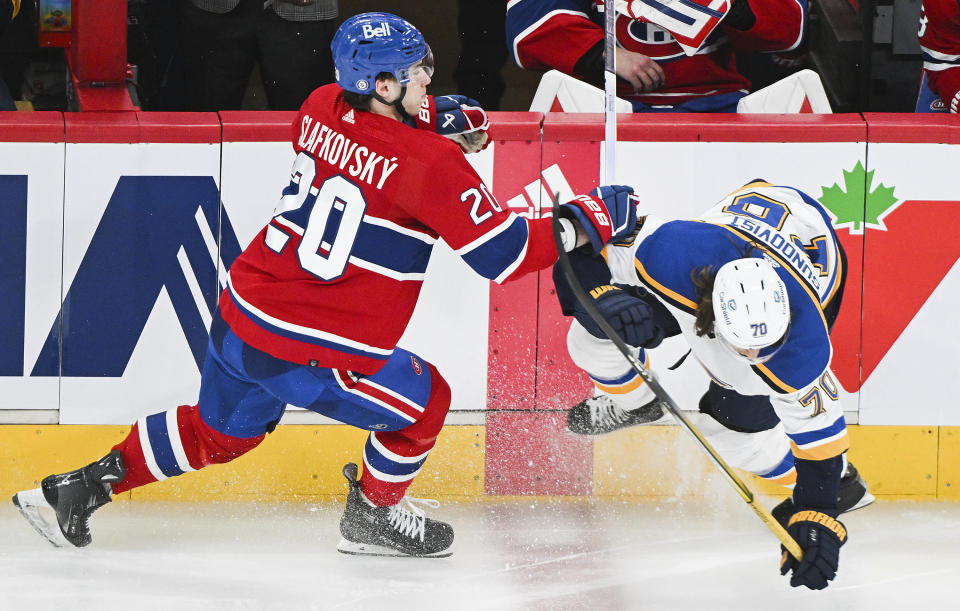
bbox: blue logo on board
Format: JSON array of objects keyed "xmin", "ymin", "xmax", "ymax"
[{"xmin": 1, "ymin": 175, "xmax": 243, "ymax": 377}]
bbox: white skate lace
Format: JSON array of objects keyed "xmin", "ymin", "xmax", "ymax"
[
  {"xmin": 588, "ymin": 396, "xmax": 629, "ymax": 427},
  {"xmin": 387, "ymin": 496, "xmax": 440, "ymax": 542}
]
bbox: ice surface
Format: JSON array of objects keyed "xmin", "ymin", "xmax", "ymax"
[{"xmin": 2, "ymin": 496, "xmax": 959, "ymax": 610}]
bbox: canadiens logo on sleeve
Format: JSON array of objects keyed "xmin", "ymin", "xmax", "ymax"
[{"xmin": 411, "ymin": 356, "xmax": 422, "ymax": 375}]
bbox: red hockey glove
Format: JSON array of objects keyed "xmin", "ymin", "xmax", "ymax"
[
  {"xmin": 559, "ymin": 185, "xmax": 639, "ymax": 255},
  {"xmin": 416, "ymin": 95, "xmax": 491, "ymax": 153}
]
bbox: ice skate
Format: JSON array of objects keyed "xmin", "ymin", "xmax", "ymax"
[
  {"xmin": 567, "ymin": 395, "xmax": 668, "ymax": 435},
  {"xmin": 773, "ymin": 461, "xmax": 875, "ymax": 526},
  {"xmin": 12, "ymin": 450, "xmax": 125, "ymax": 548},
  {"xmin": 337, "ymin": 462, "xmax": 454, "ymax": 558}
]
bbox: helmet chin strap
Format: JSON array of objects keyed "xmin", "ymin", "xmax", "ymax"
[{"xmin": 372, "ymin": 85, "xmax": 412, "ymax": 121}]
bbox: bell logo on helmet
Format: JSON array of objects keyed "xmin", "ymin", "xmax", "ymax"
[
  {"xmin": 361, "ymin": 22, "xmax": 392, "ymax": 39},
  {"xmin": 356, "ymin": 80, "xmax": 369, "ymax": 91}
]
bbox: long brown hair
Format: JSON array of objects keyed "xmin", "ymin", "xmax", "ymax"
[{"xmin": 691, "ymin": 265, "xmax": 718, "ymax": 337}]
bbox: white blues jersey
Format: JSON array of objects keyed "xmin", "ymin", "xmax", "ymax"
[{"xmin": 603, "ymin": 181, "xmax": 849, "ymax": 461}]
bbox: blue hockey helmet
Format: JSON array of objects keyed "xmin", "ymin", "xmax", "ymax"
[{"xmin": 331, "ymin": 12, "xmax": 434, "ymax": 95}]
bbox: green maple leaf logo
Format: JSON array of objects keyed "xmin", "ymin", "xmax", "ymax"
[{"xmin": 818, "ymin": 161, "xmax": 900, "ymax": 233}]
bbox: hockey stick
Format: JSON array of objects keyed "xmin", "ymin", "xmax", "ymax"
[
  {"xmin": 603, "ymin": 0, "xmax": 617, "ymax": 185},
  {"xmin": 550, "ymin": 195, "xmax": 803, "ymax": 562}
]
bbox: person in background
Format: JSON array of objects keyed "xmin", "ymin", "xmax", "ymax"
[
  {"xmin": 180, "ymin": 0, "xmax": 338, "ymax": 110},
  {"xmin": 916, "ymin": 0, "xmax": 960, "ymax": 114},
  {"xmin": 506, "ymin": 0, "xmax": 808, "ymax": 112},
  {"xmin": 454, "ymin": 0, "xmax": 508, "ymax": 110},
  {"xmin": 0, "ymin": 0, "xmax": 20, "ymax": 110}
]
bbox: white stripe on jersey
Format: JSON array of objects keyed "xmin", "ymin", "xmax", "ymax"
[
  {"xmin": 273, "ymin": 215, "xmax": 304, "ymax": 236},
  {"xmin": 362, "ymin": 215, "xmax": 437, "ymax": 244},
  {"xmin": 454, "ymin": 212, "xmax": 522, "ymax": 256},
  {"xmin": 226, "ymin": 273, "xmax": 394, "ymax": 356},
  {"xmin": 333, "ymin": 372, "xmax": 419, "ymax": 423},
  {"xmin": 137, "ymin": 417, "xmax": 168, "ymax": 482},
  {"xmin": 348, "ymin": 256, "xmax": 426, "ymax": 281},
  {"xmin": 359, "ymin": 379, "xmax": 426, "ymax": 413},
  {"xmin": 371, "ymin": 432, "xmax": 432, "ymax": 463},
  {"xmin": 271, "ymin": 215, "xmax": 430, "ymax": 281},
  {"xmin": 362, "ymin": 453, "xmax": 424, "ymax": 483},
  {"xmin": 920, "ymin": 44, "xmax": 960, "ymax": 66},
  {"xmin": 166, "ymin": 408, "xmax": 196, "ymax": 473},
  {"xmin": 494, "ymin": 223, "xmax": 530, "ymax": 284}
]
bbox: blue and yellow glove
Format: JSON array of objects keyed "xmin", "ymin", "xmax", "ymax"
[{"xmin": 779, "ymin": 510, "xmax": 847, "ymax": 590}]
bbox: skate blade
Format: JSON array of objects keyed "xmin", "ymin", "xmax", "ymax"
[
  {"xmin": 336, "ymin": 538, "xmax": 452, "ymax": 558},
  {"xmin": 845, "ymin": 490, "xmax": 876, "ymax": 513},
  {"xmin": 11, "ymin": 488, "xmax": 70, "ymax": 548}
]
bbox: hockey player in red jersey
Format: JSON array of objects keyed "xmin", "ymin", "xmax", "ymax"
[
  {"xmin": 506, "ymin": 0, "xmax": 808, "ymax": 112},
  {"xmin": 916, "ymin": 0, "xmax": 960, "ymax": 113},
  {"xmin": 12, "ymin": 12, "xmax": 639, "ymax": 558}
]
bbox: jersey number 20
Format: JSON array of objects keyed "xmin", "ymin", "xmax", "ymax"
[{"xmin": 267, "ymin": 151, "xmax": 367, "ymax": 280}]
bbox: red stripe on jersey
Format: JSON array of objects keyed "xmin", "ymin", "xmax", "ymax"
[
  {"xmin": 180, "ymin": 404, "xmax": 264, "ymax": 466},
  {"xmin": 110, "ymin": 421, "xmax": 156, "ymax": 494},
  {"xmin": 335, "ymin": 370, "xmax": 424, "ymax": 422},
  {"xmin": 110, "ymin": 405, "xmax": 265, "ymax": 494},
  {"xmin": 218, "ymin": 287, "xmax": 392, "ymax": 374}
]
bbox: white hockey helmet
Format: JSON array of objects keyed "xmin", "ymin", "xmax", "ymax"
[{"xmin": 711, "ymin": 257, "xmax": 790, "ymax": 365}]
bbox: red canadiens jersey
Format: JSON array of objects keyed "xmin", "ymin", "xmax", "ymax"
[
  {"xmin": 506, "ymin": 0, "xmax": 807, "ymax": 105},
  {"xmin": 920, "ymin": 0, "xmax": 960, "ymax": 112},
  {"xmin": 219, "ymin": 84, "xmax": 558, "ymax": 374}
]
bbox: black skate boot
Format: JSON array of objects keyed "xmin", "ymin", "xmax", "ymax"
[
  {"xmin": 773, "ymin": 461, "xmax": 875, "ymax": 527},
  {"xmin": 12, "ymin": 450, "xmax": 125, "ymax": 548},
  {"xmin": 337, "ymin": 462, "xmax": 454, "ymax": 558},
  {"xmin": 567, "ymin": 395, "xmax": 667, "ymax": 435}
]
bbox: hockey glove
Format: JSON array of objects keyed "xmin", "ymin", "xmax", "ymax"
[
  {"xmin": 779, "ymin": 510, "xmax": 847, "ymax": 590},
  {"xmin": 576, "ymin": 284, "xmax": 664, "ymax": 348},
  {"xmin": 559, "ymin": 185, "xmax": 638, "ymax": 255},
  {"xmin": 417, "ymin": 94, "xmax": 491, "ymax": 153}
]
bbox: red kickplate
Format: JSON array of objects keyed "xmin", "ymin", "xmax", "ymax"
[
  {"xmin": 484, "ymin": 410, "xmax": 593, "ymax": 496},
  {"xmin": 535, "ymin": 269, "xmax": 593, "ymax": 411}
]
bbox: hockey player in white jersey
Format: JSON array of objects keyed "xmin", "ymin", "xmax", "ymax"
[{"xmin": 554, "ymin": 180, "xmax": 873, "ymax": 590}]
